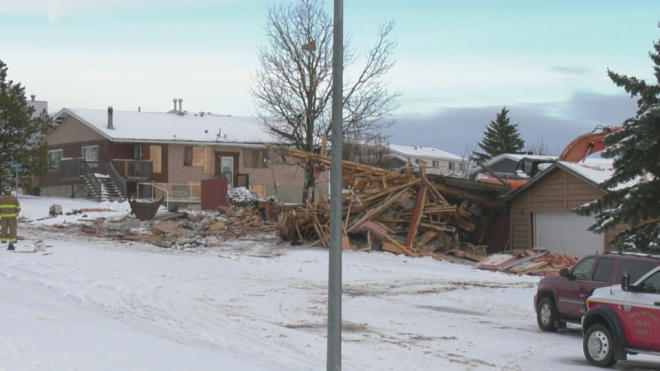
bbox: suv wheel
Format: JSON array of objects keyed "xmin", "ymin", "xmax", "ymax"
[
  {"xmin": 536, "ymin": 297, "xmax": 558, "ymax": 332},
  {"xmin": 583, "ymin": 324, "xmax": 617, "ymax": 368}
]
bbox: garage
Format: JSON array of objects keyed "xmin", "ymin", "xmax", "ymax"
[
  {"xmin": 533, "ymin": 211, "xmax": 603, "ymax": 257},
  {"xmin": 504, "ymin": 162, "xmax": 625, "ymax": 254}
]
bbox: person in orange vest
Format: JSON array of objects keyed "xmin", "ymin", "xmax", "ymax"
[{"xmin": 0, "ymin": 186, "xmax": 20, "ymax": 250}]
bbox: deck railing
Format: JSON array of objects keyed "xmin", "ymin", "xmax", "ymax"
[
  {"xmin": 111, "ymin": 160, "xmax": 153, "ymax": 180},
  {"xmin": 137, "ymin": 182, "xmax": 201, "ymax": 207}
]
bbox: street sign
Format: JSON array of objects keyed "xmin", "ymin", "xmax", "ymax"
[{"xmin": 10, "ymin": 164, "xmax": 22, "ymax": 169}]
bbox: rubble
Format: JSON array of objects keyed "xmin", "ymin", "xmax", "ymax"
[
  {"xmin": 273, "ymin": 148, "xmax": 510, "ymax": 262},
  {"xmin": 38, "ymin": 203, "xmax": 278, "ymax": 251},
  {"xmin": 474, "ymin": 248, "xmax": 581, "ymax": 276}
]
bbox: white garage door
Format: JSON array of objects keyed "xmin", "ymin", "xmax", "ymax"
[{"xmin": 533, "ymin": 211, "xmax": 603, "ymax": 257}]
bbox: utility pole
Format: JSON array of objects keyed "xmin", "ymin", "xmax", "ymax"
[{"xmin": 327, "ymin": 0, "xmax": 343, "ymax": 370}]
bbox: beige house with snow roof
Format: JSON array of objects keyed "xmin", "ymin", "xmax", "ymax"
[
  {"xmin": 501, "ymin": 160, "xmax": 627, "ymax": 256},
  {"xmin": 388, "ymin": 144, "xmax": 464, "ymax": 176},
  {"xmin": 38, "ymin": 107, "xmax": 321, "ymax": 204}
]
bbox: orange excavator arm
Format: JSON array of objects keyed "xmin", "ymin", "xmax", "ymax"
[{"xmin": 557, "ymin": 126, "xmax": 621, "ymax": 162}]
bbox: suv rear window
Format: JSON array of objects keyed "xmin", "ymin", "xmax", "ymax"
[
  {"xmin": 593, "ymin": 258, "xmax": 615, "ymax": 282},
  {"xmin": 618, "ymin": 260, "xmax": 656, "ymax": 284}
]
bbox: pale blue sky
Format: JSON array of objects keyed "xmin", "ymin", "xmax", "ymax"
[{"xmin": 1, "ymin": 0, "xmax": 659, "ymax": 155}]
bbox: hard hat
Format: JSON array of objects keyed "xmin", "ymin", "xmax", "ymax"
[{"xmin": 4, "ymin": 186, "xmax": 11, "ymax": 195}]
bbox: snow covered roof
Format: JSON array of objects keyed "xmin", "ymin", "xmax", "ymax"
[
  {"xmin": 559, "ymin": 160, "xmax": 646, "ymax": 190},
  {"xmin": 388, "ymin": 144, "xmax": 461, "ymax": 161},
  {"xmin": 504, "ymin": 158, "xmax": 648, "ymax": 203},
  {"xmin": 52, "ymin": 108, "xmax": 270, "ymax": 145},
  {"xmin": 559, "ymin": 161, "xmax": 614, "ymax": 186}
]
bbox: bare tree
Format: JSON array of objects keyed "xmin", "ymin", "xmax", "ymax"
[
  {"xmin": 250, "ymin": 0, "xmax": 400, "ymax": 202},
  {"xmin": 525, "ymin": 136, "xmax": 558, "ymax": 156},
  {"xmin": 460, "ymin": 142, "xmax": 478, "ymax": 178},
  {"xmin": 342, "ymin": 135, "xmax": 392, "ymax": 168}
]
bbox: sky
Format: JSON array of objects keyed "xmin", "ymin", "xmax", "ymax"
[{"xmin": 1, "ymin": 0, "xmax": 659, "ymax": 156}]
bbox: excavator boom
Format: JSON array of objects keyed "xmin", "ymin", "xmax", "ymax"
[{"xmin": 557, "ymin": 126, "xmax": 621, "ymax": 162}]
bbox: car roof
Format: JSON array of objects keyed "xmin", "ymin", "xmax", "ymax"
[{"xmin": 589, "ymin": 251, "xmax": 660, "ymax": 262}]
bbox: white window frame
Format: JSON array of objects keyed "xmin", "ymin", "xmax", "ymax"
[
  {"xmin": 48, "ymin": 149, "xmax": 63, "ymax": 171},
  {"xmin": 432, "ymin": 160, "xmax": 439, "ymax": 168},
  {"xmin": 449, "ymin": 162, "xmax": 456, "ymax": 170},
  {"xmin": 81, "ymin": 145, "xmax": 99, "ymax": 161}
]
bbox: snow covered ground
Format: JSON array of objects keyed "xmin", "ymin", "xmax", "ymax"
[{"xmin": 0, "ymin": 196, "xmax": 658, "ymax": 370}]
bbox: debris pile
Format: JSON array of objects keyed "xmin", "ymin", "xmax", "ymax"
[
  {"xmin": 474, "ymin": 247, "xmax": 580, "ymax": 276},
  {"xmin": 47, "ymin": 204, "xmax": 276, "ymax": 250},
  {"xmin": 274, "ymin": 148, "xmax": 509, "ymax": 262}
]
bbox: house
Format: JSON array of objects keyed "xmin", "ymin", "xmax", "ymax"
[
  {"xmin": 388, "ymin": 144, "xmax": 464, "ymax": 176},
  {"xmin": 468, "ymin": 153, "xmax": 557, "ymax": 180},
  {"xmin": 38, "ymin": 107, "xmax": 315, "ymax": 205},
  {"xmin": 501, "ymin": 160, "xmax": 627, "ymax": 257},
  {"xmin": 27, "ymin": 95, "xmax": 48, "ymax": 118}
]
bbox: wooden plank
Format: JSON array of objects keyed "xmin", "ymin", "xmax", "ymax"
[
  {"xmin": 414, "ymin": 231, "xmax": 440, "ymax": 249},
  {"xmin": 498, "ymin": 251, "xmax": 550, "ymax": 271},
  {"xmin": 342, "ymin": 236, "xmax": 352, "ymax": 250},
  {"xmin": 347, "ymin": 189, "xmax": 409, "ymax": 232},
  {"xmin": 405, "ymin": 183, "xmax": 427, "ymax": 247},
  {"xmin": 383, "ymin": 242, "xmax": 404, "ymax": 254},
  {"xmin": 381, "ymin": 234, "xmax": 418, "ymax": 257}
]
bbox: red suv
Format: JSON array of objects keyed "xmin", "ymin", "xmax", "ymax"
[
  {"xmin": 582, "ymin": 265, "xmax": 660, "ymax": 367},
  {"xmin": 534, "ymin": 252, "xmax": 660, "ymax": 332}
]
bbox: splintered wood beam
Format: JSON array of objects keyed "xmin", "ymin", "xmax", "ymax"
[
  {"xmin": 419, "ymin": 222, "xmax": 457, "ymax": 233},
  {"xmin": 424, "ymin": 178, "xmax": 448, "ymax": 205},
  {"xmin": 382, "ymin": 233, "xmax": 418, "ymax": 257},
  {"xmin": 347, "ymin": 189, "xmax": 409, "ymax": 233},
  {"xmin": 405, "ymin": 183, "xmax": 427, "ymax": 248},
  {"xmin": 414, "ymin": 230, "xmax": 440, "ymax": 249},
  {"xmin": 429, "ymin": 183, "xmax": 498, "ymax": 207}
]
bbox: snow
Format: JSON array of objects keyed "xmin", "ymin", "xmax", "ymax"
[
  {"xmin": 55, "ymin": 108, "xmax": 269, "ymax": 144},
  {"xmin": 560, "ymin": 160, "xmax": 651, "ymax": 190},
  {"xmin": 2, "ymin": 196, "xmax": 658, "ymax": 370},
  {"xmin": 227, "ymin": 186, "xmax": 257, "ymax": 204},
  {"xmin": 389, "ymin": 144, "xmax": 462, "ymax": 161}
]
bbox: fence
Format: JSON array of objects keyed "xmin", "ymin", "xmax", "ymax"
[{"xmin": 137, "ymin": 182, "xmax": 201, "ymax": 207}]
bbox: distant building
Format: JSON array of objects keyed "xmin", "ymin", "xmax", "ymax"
[
  {"xmin": 26, "ymin": 95, "xmax": 48, "ymax": 118},
  {"xmin": 388, "ymin": 144, "xmax": 464, "ymax": 176}
]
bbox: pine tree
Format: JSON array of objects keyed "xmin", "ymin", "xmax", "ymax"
[
  {"xmin": 472, "ymin": 107, "xmax": 525, "ymax": 163},
  {"xmin": 574, "ymin": 27, "xmax": 660, "ymax": 252},
  {"xmin": 0, "ymin": 58, "xmax": 53, "ymax": 192}
]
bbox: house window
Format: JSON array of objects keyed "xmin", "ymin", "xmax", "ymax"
[
  {"xmin": 449, "ymin": 162, "xmax": 456, "ymax": 170},
  {"xmin": 432, "ymin": 160, "xmax": 439, "ymax": 168},
  {"xmin": 243, "ymin": 148, "xmax": 269, "ymax": 169},
  {"xmin": 414, "ymin": 159, "xmax": 420, "ymax": 165},
  {"xmin": 184, "ymin": 146, "xmax": 193, "ymax": 166},
  {"xmin": 459, "ymin": 162, "xmax": 465, "ymax": 171},
  {"xmin": 48, "ymin": 150, "xmax": 63, "ymax": 171},
  {"xmin": 81, "ymin": 146, "xmax": 98, "ymax": 162}
]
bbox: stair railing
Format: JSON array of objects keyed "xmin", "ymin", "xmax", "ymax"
[
  {"xmin": 108, "ymin": 162, "xmax": 126, "ymax": 200},
  {"xmin": 82, "ymin": 161, "xmax": 102, "ymax": 201}
]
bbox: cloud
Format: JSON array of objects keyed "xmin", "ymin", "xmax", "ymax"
[
  {"xmin": 387, "ymin": 92, "xmax": 638, "ymax": 157},
  {"xmin": 551, "ymin": 65, "xmax": 593, "ymax": 76},
  {"xmin": 1, "ymin": 0, "xmax": 249, "ymax": 18}
]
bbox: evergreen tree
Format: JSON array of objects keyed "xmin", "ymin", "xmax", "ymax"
[
  {"xmin": 0, "ymin": 58, "xmax": 53, "ymax": 191},
  {"xmin": 472, "ymin": 107, "xmax": 525, "ymax": 163},
  {"xmin": 574, "ymin": 27, "xmax": 660, "ymax": 252}
]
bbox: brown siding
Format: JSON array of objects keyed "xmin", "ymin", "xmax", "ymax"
[
  {"xmin": 510, "ymin": 170, "xmax": 607, "ymax": 250},
  {"xmin": 108, "ymin": 142, "xmax": 135, "ymax": 160},
  {"xmin": 40, "ymin": 140, "xmax": 111, "ymax": 188}
]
